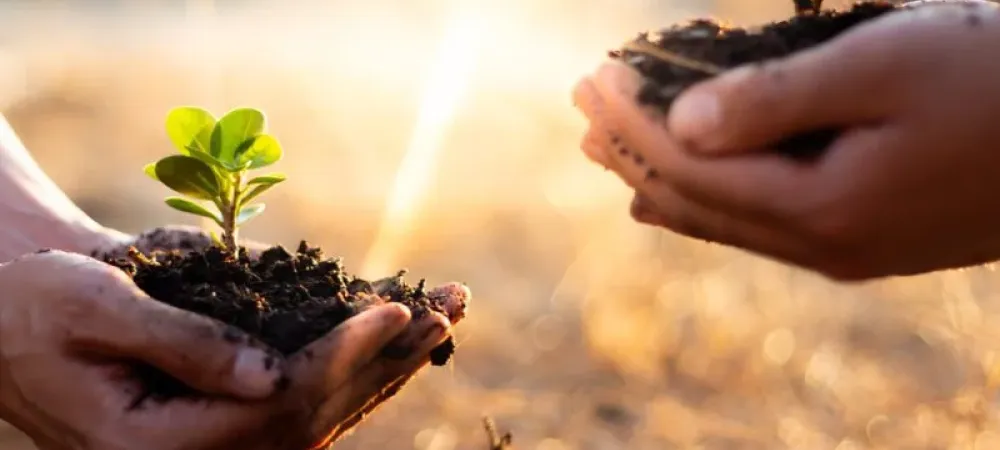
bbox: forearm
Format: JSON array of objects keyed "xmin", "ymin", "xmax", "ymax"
[{"xmin": 0, "ymin": 116, "xmax": 128, "ymax": 262}]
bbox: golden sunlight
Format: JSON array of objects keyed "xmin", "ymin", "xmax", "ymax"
[{"xmin": 360, "ymin": 10, "xmax": 484, "ymax": 278}]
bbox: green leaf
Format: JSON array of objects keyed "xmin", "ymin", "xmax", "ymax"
[
  {"xmin": 219, "ymin": 157, "xmax": 252, "ymax": 173},
  {"xmin": 240, "ymin": 182, "xmax": 277, "ymax": 204},
  {"xmin": 185, "ymin": 147, "xmax": 228, "ymax": 171},
  {"xmin": 166, "ymin": 107, "xmax": 216, "ymax": 155},
  {"xmin": 238, "ymin": 135, "xmax": 283, "ymax": 169},
  {"xmin": 248, "ymin": 172, "xmax": 286, "ymax": 185},
  {"xmin": 236, "ymin": 203, "xmax": 265, "ymax": 226},
  {"xmin": 143, "ymin": 162, "xmax": 159, "ymax": 181},
  {"xmin": 154, "ymin": 155, "xmax": 222, "ymax": 200},
  {"xmin": 211, "ymin": 108, "xmax": 265, "ymax": 163},
  {"xmin": 164, "ymin": 196, "xmax": 223, "ymax": 225}
]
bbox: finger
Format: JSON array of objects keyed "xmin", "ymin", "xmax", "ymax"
[
  {"xmin": 666, "ymin": 22, "xmax": 901, "ymax": 154},
  {"xmin": 380, "ymin": 282, "xmax": 467, "ymax": 359},
  {"xmin": 371, "ymin": 311, "xmax": 450, "ymax": 378},
  {"xmin": 572, "ymin": 76, "xmax": 604, "ymax": 123},
  {"xmin": 629, "ymin": 190, "xmax": 816, "ymax": 268},
  {"xmin": 290, "ymin": 303, "xmax": 412, "ymax": 397},
  {"xmin": 323, "ymin": 313, "xmax": 451, "ymax": 444},
  {"xmin": 126, "ymin": 393, "xmax": 314, "ymax": 450},
  {"xmin": 590, "ymin": 61, "xmax": 816, "ymax": 224},
  {"xmin": 25, "ymin": 252, "xmax": 285, "ymax": 400},
  {"xmin": 574, "ymin": 78, "xmax": 617, "ymax": 168},
  {"xmin": 328, "ymin": 374, "xmax": 412, "ymax": 445},
  {"xmin": 581, "ymin": 126, "xmax": 614, "ymax": 168}
]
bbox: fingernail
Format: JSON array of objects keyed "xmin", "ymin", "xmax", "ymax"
[
  {"xmin": 572, "ymin": 78, "xmax": 602, "ymax": 120},
  {"xmin": 424, "ymin": 322, "xmax": 447, "ymax": 340},
  {"xmin": 669, "ymin": 89, "xmax": 721, "ymax": 143},
  {"xmin": 420, "ymin": 324, "xmax": 448, "ymax": 348},
  {"xmin": 594, "ymin": 61, "xmax": 642, "ymax": 98},
  {"xmin": 380, "ymin": 321, "xmax": 448, "ymax": 360},
  {"xmin": 232, "ymin": 347, "xmax": 283, "ymax": 397}
]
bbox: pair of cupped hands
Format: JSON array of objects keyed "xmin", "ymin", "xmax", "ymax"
[
  {"xmin": 6, "ymin": 1, "xmax": 1000, "ymax": 449},
  {"xmin": 0, "ymin": 226, "xmax": 468, "ymax": 450},
  {"xmin": 574, "ymin": 0, "xmax": 1000, "ymax": 280}
]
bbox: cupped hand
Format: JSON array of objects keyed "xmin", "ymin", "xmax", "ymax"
[
  {"xmin": 0, "ymin": 249, "xmax": 286, "ymax": 449},
  {"xmin": 573, "ymin": 1, "xmax": 1000, "ymax": 280},
  {"xmin": 0, "ymin": 248, "xmax": 466, "ymax": 449},
  {"xmin": 88, "ymin": 225, "xmax": 468, "ymax": 448}
]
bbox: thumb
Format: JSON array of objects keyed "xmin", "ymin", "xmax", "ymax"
[
  {"xmin": 666, "ymin": 25, "xmax": 899, "ymax": 154},
  {"xmin": 67, "ymin": 263, "xmax": 287, "ymax": 399}
]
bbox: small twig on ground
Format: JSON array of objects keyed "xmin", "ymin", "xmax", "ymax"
[{"xmin": 482, "ymin": 416, "xmax": 512, "ymax": 449}]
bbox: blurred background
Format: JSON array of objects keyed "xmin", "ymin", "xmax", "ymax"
[{"xmin": 2, "ymin": 0, "xmax": 1000, "ymax": 448}]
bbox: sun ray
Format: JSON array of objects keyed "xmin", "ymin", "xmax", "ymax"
[{"xmin": 360, "ymin": 10, "xmax": 485, "ymax": 278}]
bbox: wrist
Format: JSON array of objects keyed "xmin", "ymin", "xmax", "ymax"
[
  {"xmin": 0, "ymin": 115, "xmax": 132, "ymax": 261},
  {"xmin": 0, "ymin": 205, "xmax": 131, "ymax": 263}
]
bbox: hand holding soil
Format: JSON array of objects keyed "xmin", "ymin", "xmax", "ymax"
[
  {"xmin": 0, "ymin": 249, "xmax": 463, "ymax": 449},
  {"xmin": 0, "ymin": 249, "xmax": 284, "ymax": 448},
  {"xmin": 574, "ymin": 0, "xmax": 1000, "ymax": 280},
  {"xmin": 0, "ymin": 103, "xmax": 471, "ymax": 448}
]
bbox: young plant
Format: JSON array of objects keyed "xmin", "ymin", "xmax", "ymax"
[{"xmin": 143, "ymin": 106, "xmax": 286, "ymax": 253}]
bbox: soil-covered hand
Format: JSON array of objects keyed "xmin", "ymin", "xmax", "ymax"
[
  {"xmin": 573, "ymin": 2, "xmax": 1000, "ymax": 280},
  {"xmin": 0, "ymin": 249, "xmax": 285, "ymax": 449},
  {"xmin": 0, "ymin": 249, "xmax": 465, "ymax": 449},
  {"xmin": 88, "ymin": 224, "xmax": 468, "ymax": 447}
]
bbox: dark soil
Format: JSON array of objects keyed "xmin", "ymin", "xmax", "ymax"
[
  {"xmin": 609, "ymin": 1, "xmax": 899, "ymax": 160},
  {"xmin": 100, "ymin": 241, "xmax": 457, "ymax": 401}
]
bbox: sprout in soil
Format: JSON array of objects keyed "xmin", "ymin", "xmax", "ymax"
[{"xmin": 143, "ymin": 106, "xmax": 285, "ymax": 253}]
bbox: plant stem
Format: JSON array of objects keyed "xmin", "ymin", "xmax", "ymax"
[{"xmin": 221, "ymin": 173, "xmax": 242, "ymax": 252}]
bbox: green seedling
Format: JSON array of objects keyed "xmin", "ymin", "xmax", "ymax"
[{"xmin": 143, "ymin": 106, "xmax": 286, "ymax": 253}]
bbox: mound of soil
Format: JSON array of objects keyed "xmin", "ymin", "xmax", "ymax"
[
  {"xmin": 609, "ymin": 0, "xmax": 899, "ymax": 159},
  {"xmin": 100, "ymin": 241, "xmax": 457, "ymax": 401}
]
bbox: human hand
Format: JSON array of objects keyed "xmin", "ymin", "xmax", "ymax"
[
  {"xmin": 94, "ymin": 225, "xmax": 469, "ymax": 446},
  {"xmin": 573, "ymin": 1, "xmax": 1000, "ymax": 280},
  {"xmin": 0, "ymin": 250, "xmax": 466, "ymax": 449},
  {"xmin": 0, "ymin": 249, "xmax": 285, "ymax": 449}
]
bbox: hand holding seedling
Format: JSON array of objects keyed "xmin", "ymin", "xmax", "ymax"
[
  {"xmin": 0, "ymin": 104, "xmax": 470, "ymax": 448},
  {"xmin": 574, "ymin": 1, "xmax": 1000, "ymax": 280},
  {"xmin": 0, "ymin": 250, "xmax": 461, "ymax": 449}
]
